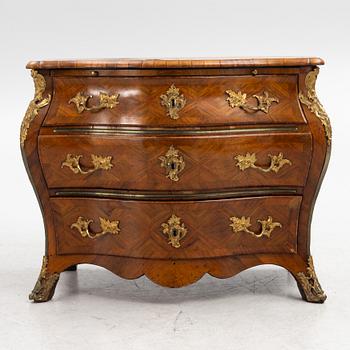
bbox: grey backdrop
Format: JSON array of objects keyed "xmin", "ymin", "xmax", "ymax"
[{"xmin": 0, "ymin": 0, "xmax": 349, "ymax": 349}]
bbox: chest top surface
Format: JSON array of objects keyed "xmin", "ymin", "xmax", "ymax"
[{"xmin": 26, "ymin": 57, "xmax": 324, "ymax": 70}]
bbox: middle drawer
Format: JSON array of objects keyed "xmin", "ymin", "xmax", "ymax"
[{"xmin": 39, "ymin": 132, "xmax": 312, "ymax": 191}]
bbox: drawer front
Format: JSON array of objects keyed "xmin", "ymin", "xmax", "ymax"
[
  {"xmin": 52, "ymin": 196, "xmax": 300, "ymax": 258},
  {"xmin": 39, "ymin": 133, "xmax": 312, "ymax": 190},
  {"xmin": 44, "ymin": 75, "xmax": 306, "ymax": 126}
]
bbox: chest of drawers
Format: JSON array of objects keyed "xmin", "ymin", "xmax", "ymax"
[{"xmin": 21, "ymin": 57, "xmax": 331, "ymax": 303}]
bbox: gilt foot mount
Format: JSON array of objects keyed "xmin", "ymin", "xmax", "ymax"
[
  {"xmin": 29, "ymin": 256, "xmax": 60, "ymax": 303},
  {"xmin": 296, "ymin": 256, "xmax": 327, "ymax": 303}
]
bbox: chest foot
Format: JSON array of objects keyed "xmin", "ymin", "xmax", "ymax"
[
  {"xmin": 296, "ymin": 256, "xmax": 327, "ymax": 303},
  {"xmin": 29, "ymin": 256, "xmax": 60, "ymax": 302}
]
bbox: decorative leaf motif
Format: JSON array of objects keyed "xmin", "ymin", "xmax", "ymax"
[
  {"xmin": 98, "ymin": 92, "xmax": 119, "ymax": 109},
  {"xmin": 160, "ymin": 84, "xmax": 186, "ymax": 120},
  {"xmin": 234, "ymin": 153, "xmax": 257, "ymax": 171},
  {"xmin": 268, "ymin": 153, "xmax": 292, "ymax": 173},
  {"xmin": 161, "ymin": 214, "xmax": 187, "ymax": 248},
  {"xmin": 253, "ymin": 91, "xmax": 279, "ymax": 113},
  {"xmin": 20, "ymin": 70, "xmax": 51, "ymax": 146},
  {"xmin": 159, "ymin": 145, "xmax": 185, "ymax": 181},
  {"xmin": 257, "ymin": 216, "xmax": 282, "ymax": 238},
  {"xmin": 69, "ymin": 92, "xmax": 90, "ymax": 113},
  {"xmin": 297, "ymin": 256, "xmax": 327, "ymax": 303},
  {"xmin": 99, "ymin": 217, "xmax": 120, "ymax": 234},
  {"xmin": 91, "ymin": 155, "xmax": 113, "ymax": 171},
  {"xmin": 226, "ymin": 90, "xmax": 247, "ymax": 108},
  {"xmin": 69, "ymin": 91, "xmax": 119, "ymax": 113},
  {"xmin": 226, "ymin": 90, "xmax": 279, "ymax": 114},
  {"xmin": 230, "ymin": 216, "xmax": 251, "ymax": 232},
  {"xmin": 71, "ymin": 216, "xmax": 120, "ymax": 239},
  {"xmin": 230, "ymin": 215, "xmax": 282, "ymax": 238},
  {"xmin": 299, "ymin": 68, "xmax": 331, "ymax": 145},
  {"xmin": 71, "ymin": 216, "xmax": 93, "ymax": 238},
  {"xmin": 234, "ymin": 152, "xmax": 291, "ymax": 173},
  {"xmin": 61, "ymin": 154, "xmax": 113, "ymax": 174}
]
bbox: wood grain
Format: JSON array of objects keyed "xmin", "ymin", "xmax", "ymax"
[
  {"xmin": 296, "ymin": 68, "xmax": 331, "ymax": 258},
  {"xmin": 51, "ymin": 196, "xmax": 300, "ymax": 258},
  {"xmin": 27, "ymin": 57, "xmax": 324, "ymax": 69},
  {"xmin": 39, "ymin": 132, "xmax": 312, "ymax": 190},
  {"xmin": 44, "ymin": 75, "xmax": 306, "ymax": 126},
  {"xmin": 46, "ymin": 253, "xmax": 310, "ymax": 290}
]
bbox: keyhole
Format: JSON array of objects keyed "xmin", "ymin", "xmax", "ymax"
[
  {"xmin": 171, "ymin": 98, "xmax": 177, "ymax": 108},
  {"xmin": 172, "ymin": 228, "xmax": 178, "ymax": 237},
  {"xmin": 170, "ymin": 162, "xmax": 176, "ymax": 170}
]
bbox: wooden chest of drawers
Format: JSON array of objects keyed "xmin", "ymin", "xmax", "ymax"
[{"xmin": 21, "ymin": 57, "xmax": 331, "ymax": 303}]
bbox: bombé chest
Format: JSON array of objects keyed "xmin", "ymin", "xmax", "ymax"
[{"xmin": 20, "ymin": 58, "xmax": 331, "ymax": 303}]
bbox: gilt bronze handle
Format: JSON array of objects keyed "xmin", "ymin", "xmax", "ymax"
[
  {"xmin": 69, "ymin": 91, "xmax": 119, "ymax": 113},
  {"xmin": 229, "ymin": 215, "xmax": 282, "ymax": 238},
  {"xmin": 226, "ymin": 90, "xmax": 279, "ymax": 114},
  {"xmin": 61, "ymin": 154, "xmax": 113, "ymax": 174},
  {"xmin": 71, "ymin": 216, "xmax": 120, "ymax": 239},
  {"xmin": 234, "ymin": 152, "xmax": 291, "ymax": 173}
]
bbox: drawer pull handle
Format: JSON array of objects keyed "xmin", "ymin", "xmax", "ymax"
[
  {"xmin": 234, "ymin": 152, "xmax": 291, "ymax": 173},
  {"xmin": 159, "ymin": 145, "xmax": 185, "ymax": 181},
  {"xmin": 61, "ymin": 154, "xmax": 113, "ymax": 174},
  {"xmin": 160, "ymin": 84, "xmax": 186, "ymax": 120},
  {"xmin": 225, "ymin": 90, "xmax": 279, "ymax": 114},
  {"xmin": 161, "ymin": 214, "xmax": 187, "ymax": 248},
  {"xmin": 69, "ymin": 91, "xmax": 119, "ymax": 113},
  {"xmin": 230, "ymin": 215, "xmax": 282, "ymax": 238},
  {"xmin": 71, "ymin": 216, "xmax": 120, "ymax": 239}
]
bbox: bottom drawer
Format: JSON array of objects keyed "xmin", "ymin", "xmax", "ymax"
[{"xmin": 51, "ymin": 196, "xmax": 301, "ymax": 259}]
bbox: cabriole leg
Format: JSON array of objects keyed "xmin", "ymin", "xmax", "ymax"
[
  {"xmin": 29, "ymin": 256, "xmax": 60, "ymax": 303},
  {"xmin": 296, "ymin": 256, "xmax": 327, "ymax": 303}
]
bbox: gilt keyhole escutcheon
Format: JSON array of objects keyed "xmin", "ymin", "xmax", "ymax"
[
  {"xmin": 161, "ymin": 214, "xmax": 188, "ymax": 248},
  {"xmin": 159, "ymin": 145, "xmax": 185, "ymax": 182},
  {"xmin": 160, "ymin": 84, "xmax": 186, "ymax": 120}
]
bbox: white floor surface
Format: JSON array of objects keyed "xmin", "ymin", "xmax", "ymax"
[{"xmin": 0, "ymin": 241, "xmax": 348, "ymax": 350}]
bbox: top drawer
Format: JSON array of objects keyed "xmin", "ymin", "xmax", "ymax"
[{"xmin": 43, "ymin": 75, "xmax": 306, "ymax": 127}]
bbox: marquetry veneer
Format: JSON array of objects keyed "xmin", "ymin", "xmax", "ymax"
[{"xmin": 21, "ymin": 57, "xmax": 331, "ymax": 303}]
